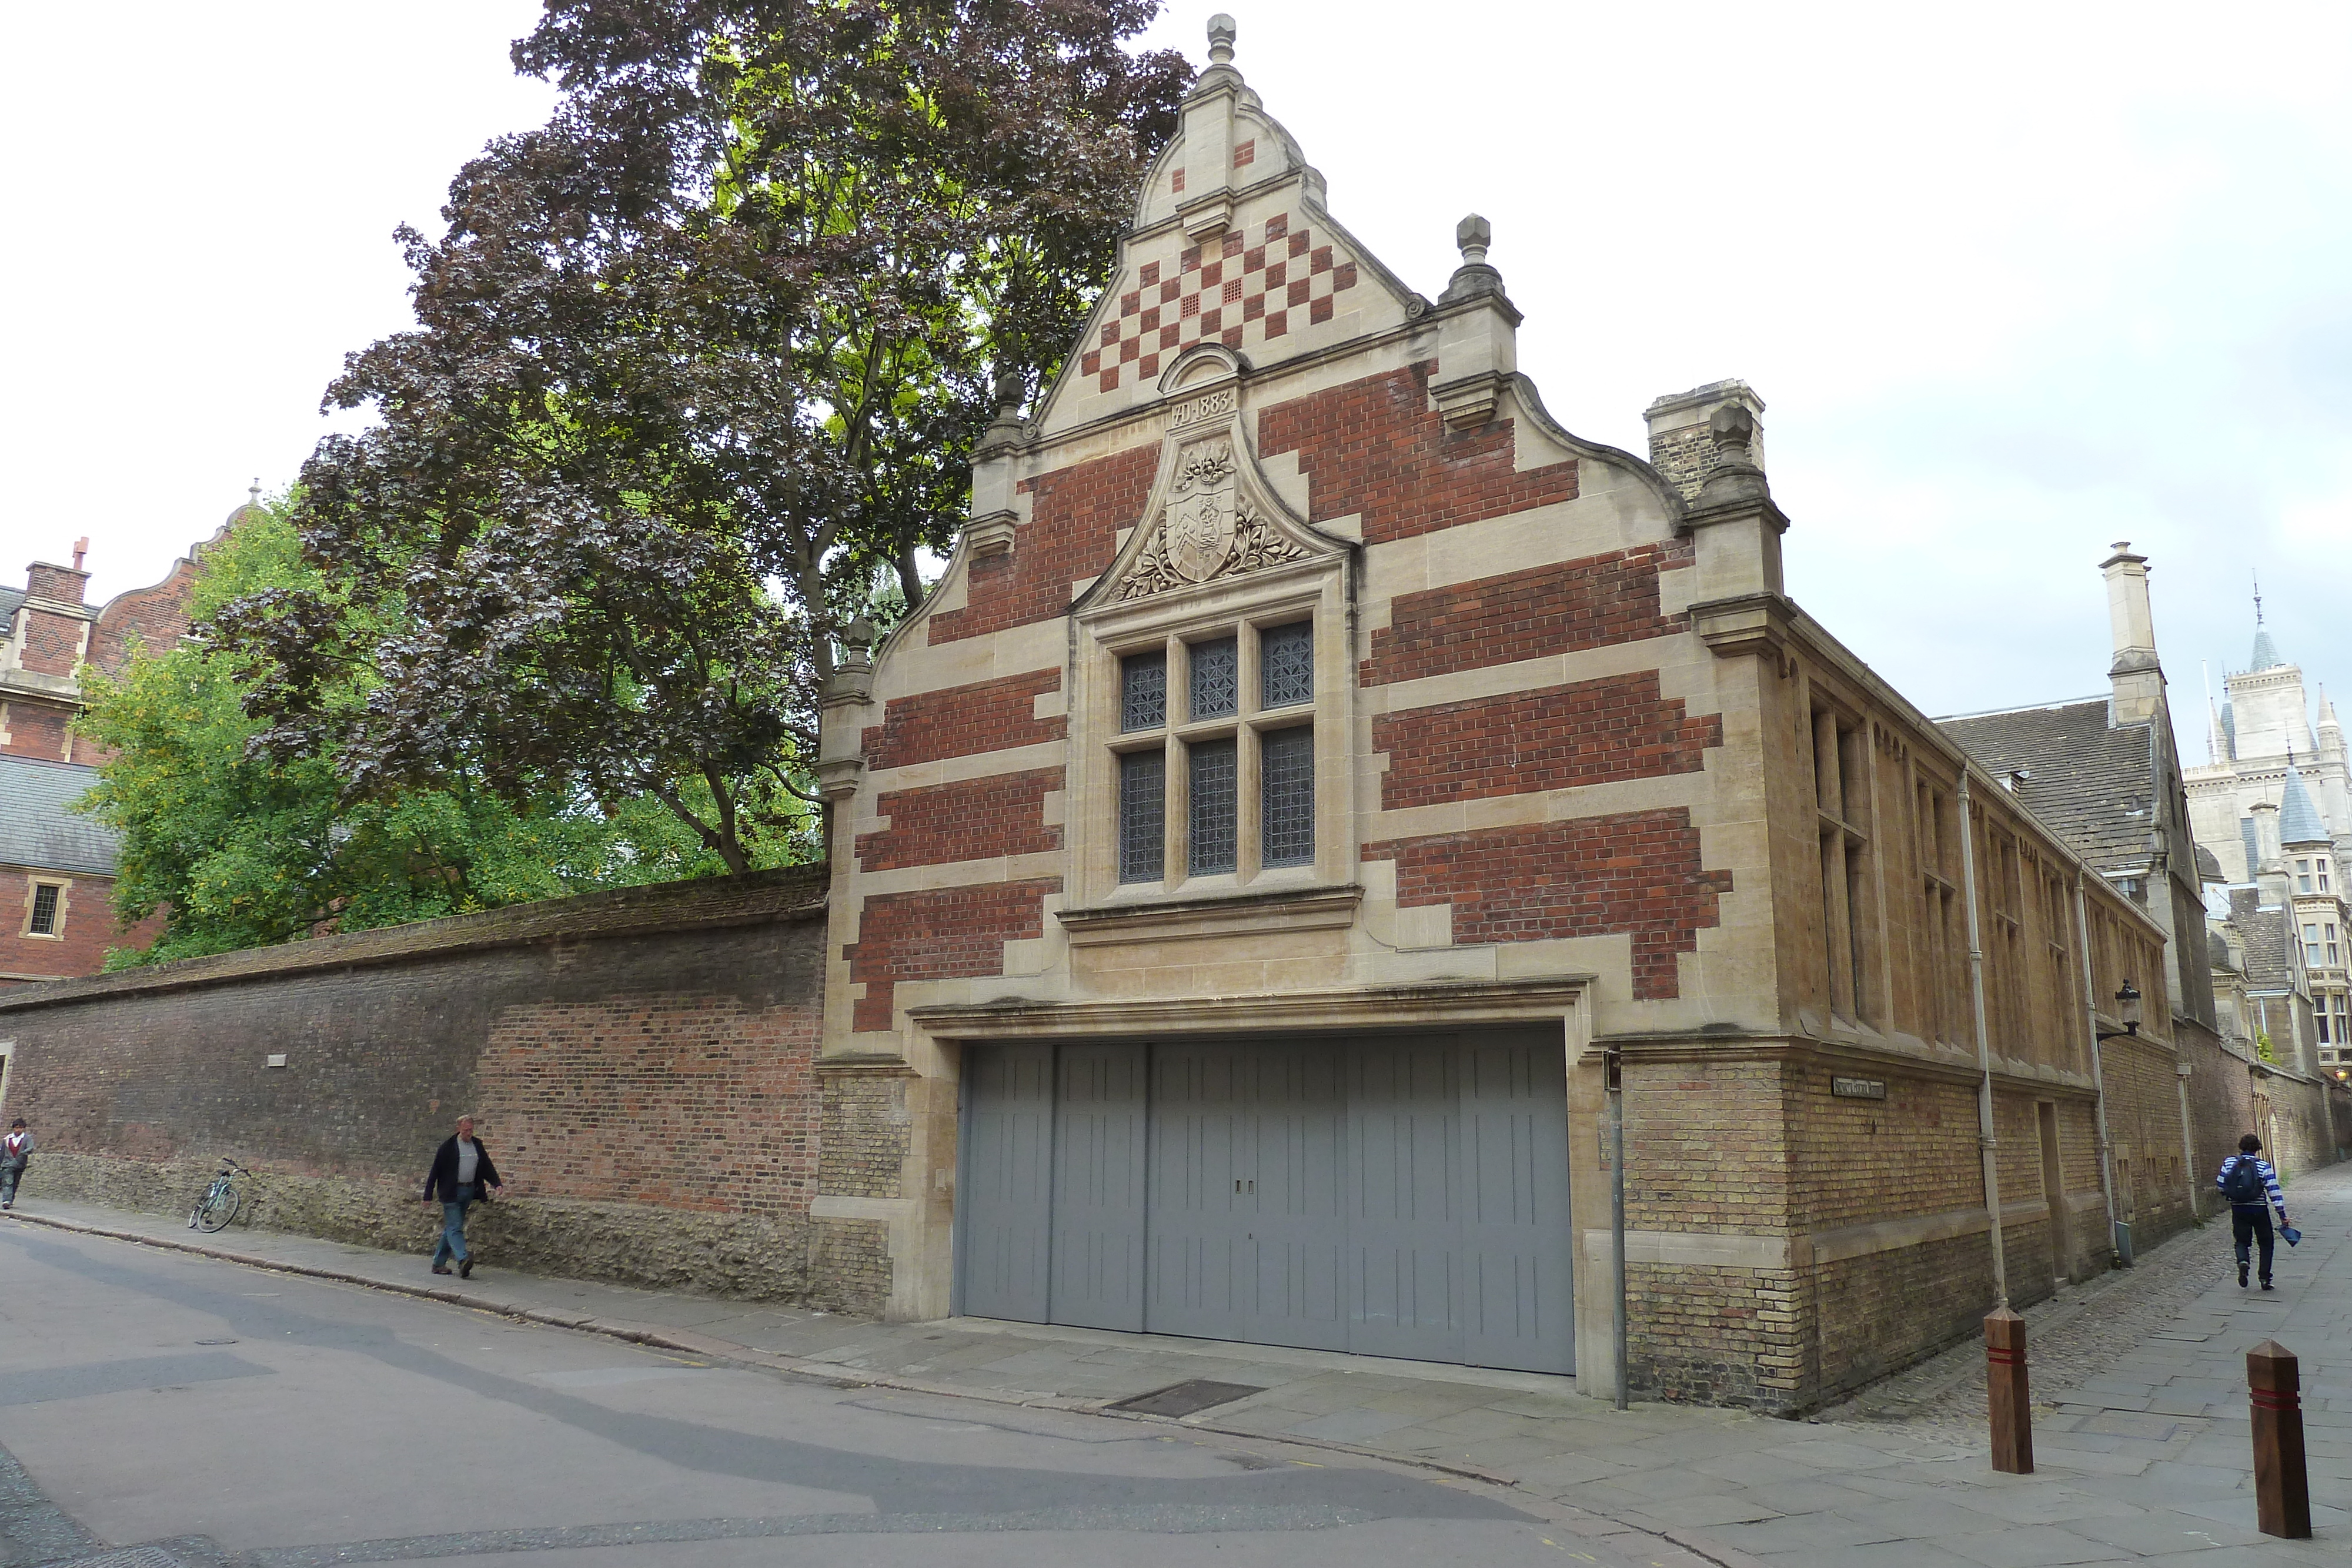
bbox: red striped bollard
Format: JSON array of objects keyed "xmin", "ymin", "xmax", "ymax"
[
  {"xmin": 2249, "ymin": 1340, "xmax": 2312, "ymax": 1539},
  {"xmin": 1986, "ymin": 1306, "xmax": 2032, "ymax": 1474}
]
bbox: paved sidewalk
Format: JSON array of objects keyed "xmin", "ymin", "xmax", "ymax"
[{"xmin": 12, "ymin": 1164, "xmax": 2352, "ymax": 1566}]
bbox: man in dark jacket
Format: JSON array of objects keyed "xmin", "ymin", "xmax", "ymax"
[{"xmin": 422, "ymin": 1115, "xmax": 503, "ymax": 1279}]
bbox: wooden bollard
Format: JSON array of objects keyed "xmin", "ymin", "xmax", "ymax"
[
  {"xmin": 1986, "ymin": 1306, "xmax": 2032, "ymax": 1474},
  {"xmin": 2249, "ymin": 1340, "xmax": 2313, "ymax": 1539}
]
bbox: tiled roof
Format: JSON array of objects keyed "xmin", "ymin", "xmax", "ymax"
[
  {"xmin": 1936, "ymin": 699, "xmax": 2154, "ymax": 877},
  {"xmin": 2230, "ymin": 887, "xmax": 2294, "ymax": 988},
  {"xmin": 0, "ymin": 755, "xmax": 118, "ymax": 877}
]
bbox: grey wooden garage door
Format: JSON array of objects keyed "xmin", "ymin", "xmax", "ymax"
[{"xmin": 957, "ymin": 1033, "xmax": 1572, "ymax": 1373}]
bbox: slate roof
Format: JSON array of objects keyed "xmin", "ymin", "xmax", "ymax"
[
  {"xmin": 2230, "ymin": 887, "xmax": 2296, "ymax": 988},
  {"xmin": 2279, "ymin": 765, "xmax": 2328, "ymax": 845},
  {"xmin": 1936, "ymin": 698, "xmax": 2155, "ymax": 877},
  {"xmin": 0, "ymin": 585, "xmax": 22, "ymax": 630},
  {"xmin": 0, "ymin": 754, "xmax": 118, "ymax": 877},
  {"xmin": 2251, "ymin": 627, "xmax": 2283, "ymax": 671}
]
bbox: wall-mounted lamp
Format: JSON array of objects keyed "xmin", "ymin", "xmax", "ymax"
[{"xmin": 2095, "ymin": 981, "xmax": 2142, "ymax": 1043}]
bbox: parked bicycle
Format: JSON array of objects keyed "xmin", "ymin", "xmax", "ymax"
[{"xmin": 189, "ymin": 1158, "xmax": 254, "ymax": 1233}]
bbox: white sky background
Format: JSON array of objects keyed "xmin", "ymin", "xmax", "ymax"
[{"xmin": 4, "ymin": 1, "xmax": 2346, "ymax": 754}]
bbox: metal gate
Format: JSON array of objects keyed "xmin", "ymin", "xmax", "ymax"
[{"xmin": 956, "ymin": 1032, "xmax": 1572, "ymax": 1373}]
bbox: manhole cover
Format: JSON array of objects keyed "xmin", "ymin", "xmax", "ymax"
[{"xmin": 1111, "ymin": 1379, "xmax": 1264, "ymax": 1417}]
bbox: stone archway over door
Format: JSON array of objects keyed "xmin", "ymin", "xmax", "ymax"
[{"xmin": 956, "ymin": 1029, "xmax": 1573, "ymax": 1375}]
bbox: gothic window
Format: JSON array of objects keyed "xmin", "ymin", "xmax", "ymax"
[{"xmin": 1107, "ymin": 619, "xmax": 1317, "ymax": 888}]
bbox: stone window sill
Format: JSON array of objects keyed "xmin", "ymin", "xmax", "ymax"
[{"xmin": 1056, "ymin": 882, "xmax": 1360, "ymax": 947}]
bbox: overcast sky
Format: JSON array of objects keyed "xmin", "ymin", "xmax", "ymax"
[{"xmin": 6, "ymin": 2, "xmax": 2344, "ymax": 754}]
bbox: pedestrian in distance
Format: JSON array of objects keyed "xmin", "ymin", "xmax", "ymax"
[
  {"xmin": 2217, "ymin": 1133, "xmax": 2291, "ymax": 1290},
  {"xmin": 421, "ymin": 1115, "xmax": 502, "ymax": 1279},
  {"xmin": 0, "ymin": 1119, "xmax": 29, "ymax": 1210}
]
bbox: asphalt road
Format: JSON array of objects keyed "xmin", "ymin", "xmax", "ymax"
[{"xmin": 0, "ymin": 1223, "xmax": 1661, "ymax": 1568}]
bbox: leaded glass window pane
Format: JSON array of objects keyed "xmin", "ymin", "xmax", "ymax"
[
  {"xmin": 1261, "ymin": 726, "xmax": 1314, "ymax": 867},
  {"xmin": 1118, "ymin": 749, "xmax": 1165, "ymax": 882},
  {"xmin": 1261, "ymin": 622, "xmax": 1312, "ymax": 709},
  {"xmin": 1121, "ymin": 650, "xmax": 1167, "ymax": 732},
  {"xmin": 1190, "ymin": 636, "xmax": 1238, "ymax": 721},
  {"xmin": 1188, "ymin": 738, "xmax": 1238, "ymax": 875}
]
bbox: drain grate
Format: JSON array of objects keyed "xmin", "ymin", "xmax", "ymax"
[{"xmin": 1110, "ymin": 1379, "xmax": 1264, "ymax": 1417}]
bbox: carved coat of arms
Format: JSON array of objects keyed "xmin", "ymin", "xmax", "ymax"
[
  {"xmin": 1166, "ymin": 442, "xmax": 1237, "ymax": 582},
  {"xmin": 1115, "ymin": 434, "xmax": 1308, "ymax": 603}
]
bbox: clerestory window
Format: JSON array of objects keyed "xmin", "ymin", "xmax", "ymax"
[{"xmin": 1115, "ymin": 620, "xmax": 1315, "ymax": 885}]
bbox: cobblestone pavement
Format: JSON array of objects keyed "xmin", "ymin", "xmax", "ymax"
[
  {"xmin": 1825, "ymin": 1212, "xmax": 2237, "ymax": 1447},
  {"xmin": 11, "ymin": 1165, "xmax": 2352, "ymax": 1566}
]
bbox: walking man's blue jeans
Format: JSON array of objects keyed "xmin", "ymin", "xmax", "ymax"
[
  {"xmin": 433, "ymin": 1183, "xmax": 476, "ymax": 1268},
  {"xmin": 2232, "ymin": 1205, "xmax": 2275, "ymax": 1282}
]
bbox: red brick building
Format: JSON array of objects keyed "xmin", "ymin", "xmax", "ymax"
[
  {"xmin": 0, "ymin": 500, "xmax": 242, "ymax": 982},
  {"xmin": 806, "ymin": 21, "xmax": 2202, "ymax": 1409}
]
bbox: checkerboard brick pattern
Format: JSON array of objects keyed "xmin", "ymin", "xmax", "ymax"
[{"xmin": 1078, "ymin": 212, "xmax": 1358, "ymax": 393}]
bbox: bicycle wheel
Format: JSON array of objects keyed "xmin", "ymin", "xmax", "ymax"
[{"xmin": 193, "ymin": 1182, "xmax": 240, "ymax": 1233}]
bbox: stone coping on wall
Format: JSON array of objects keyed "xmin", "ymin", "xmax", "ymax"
[{"xmin": 0, "ymin": 864, "xmax": 829, "ymax": 1012}]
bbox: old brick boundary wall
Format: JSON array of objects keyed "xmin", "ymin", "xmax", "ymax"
[{"xmin": 0, "ymin": 867, "xmax": 879, "ymax": 1309}]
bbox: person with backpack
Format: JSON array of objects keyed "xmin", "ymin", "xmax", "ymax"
[
  {"xmin": 0, "ymin": 1119, "xmax": 29, "ymax": 1209},
  {"xmin": 2217, "ymin": 1134, "xmax": 2290, "ymax": 1290}
]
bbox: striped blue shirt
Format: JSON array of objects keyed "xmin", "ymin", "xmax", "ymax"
[{"xmin": 2217, "ymin": 1154, "xmax": 2286, "ymax": 1213}]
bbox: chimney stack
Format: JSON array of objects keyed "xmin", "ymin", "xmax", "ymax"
[{"xmin": 2100, "ymin": 541, "xmax": 2164, "ymax": 725}]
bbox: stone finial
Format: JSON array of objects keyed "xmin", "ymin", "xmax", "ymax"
[
  {"xmin": 1709, "ymin": 401, "xmax": 1757, "ymax": 462},
  {"xmin": 841, "ymin": 616, "xmax": 877, "ymax": 672},
  {"xmin": 1456, "ymin": 213, "xmax": 1492, "ymax": 266},
  {"xmin": 1438, "ymin": 213, "xmax": 1507, "ymax": 307},
  {"xmin": 1207, "ymin": 14, "xmax": 1237, "ymax": 65},
  {"xmin": 993, "ymin": 369, "xmax": 1024, "ymax": 413}
]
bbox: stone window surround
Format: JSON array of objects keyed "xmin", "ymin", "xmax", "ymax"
[
  {"xmin": 19, "ymin": 876, "xmax": 69, "ymax": 940},
  {"xmin": 1064, "ymin": 552, "xmax": 1352, "ymax": 918}
]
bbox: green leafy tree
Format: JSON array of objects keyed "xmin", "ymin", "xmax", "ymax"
[
  {"xmin": 77, "ymin": 502, "xmax": 789, "ymax": 968},
  {"xmin": 219, "ymin": 0, "xmax": 1188, "ymax": 871}
]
